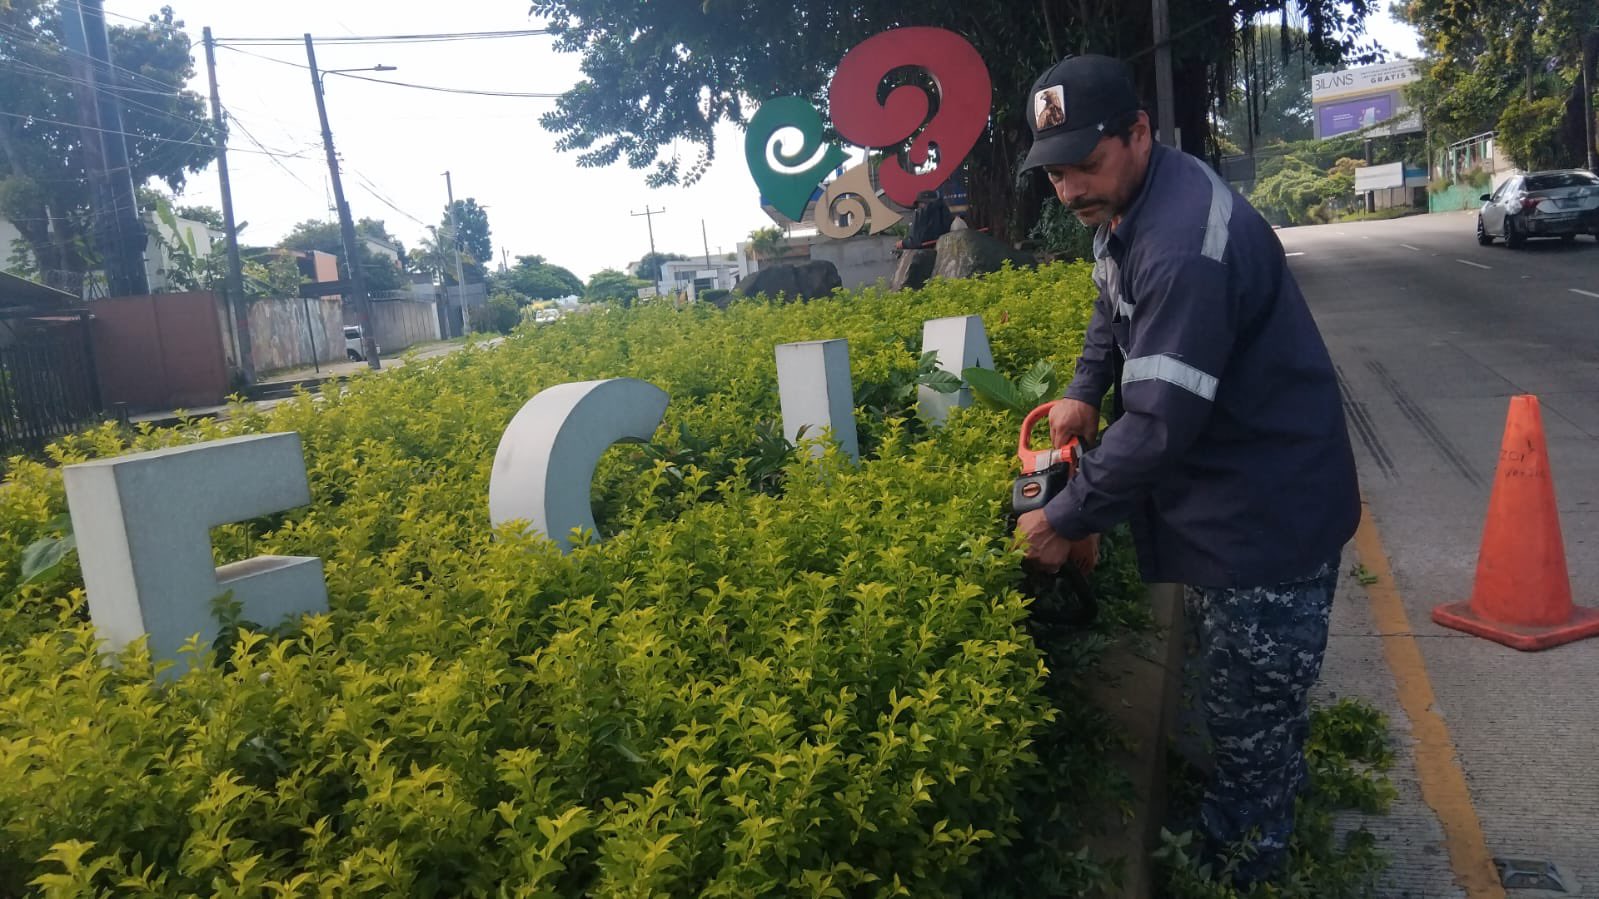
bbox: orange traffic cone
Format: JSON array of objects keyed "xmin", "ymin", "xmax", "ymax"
[{"xmin": 1433, "ymin": 395, "xmax": 1599, "ymax": 650}]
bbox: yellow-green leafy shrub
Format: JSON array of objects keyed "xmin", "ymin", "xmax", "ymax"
[{"xmin": 0, "ymin": 263, "xmax": 1146, "ymax": 896}]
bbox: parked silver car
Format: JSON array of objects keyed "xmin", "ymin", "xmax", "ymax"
[
  {"xmin": 344, "ymin": 325, "xmax": 381, "ymax": 362},
  {"xmin": 1477, "ymin": 169, "xmax": 1599, "ymax": 247}
]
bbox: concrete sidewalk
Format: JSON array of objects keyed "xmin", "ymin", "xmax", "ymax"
[
  {"xmin": 130, "ymin": 336, "xmax": 495, "ymax": 427},
  {"xmin": 1318, "ymin": 545, "xmax": 1474, "ymax": 899},
  {"xmin": 253, "ymin": 336, "xmax": 469, "ymax": 385}
]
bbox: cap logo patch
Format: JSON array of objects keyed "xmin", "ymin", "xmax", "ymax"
[{"xmin": 1034, "ymin": 85, "xmax": 1066, "ymax": 131}]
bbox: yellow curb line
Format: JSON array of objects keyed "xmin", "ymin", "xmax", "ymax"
[{"xmin": 1353, "ymin": 503, "xmax": 1505, "ymax": 898}]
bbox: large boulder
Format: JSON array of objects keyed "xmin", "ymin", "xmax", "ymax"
[
  {"xmin": 930, "ymin": 230, "xmax": 1036, "ymax": 281},
  {"xmin": 890, "ymin": 248, "xmax": 937, "ymax": 291},
  {"xmin": 733, "ymin": 260, "xmax": 842, "ymax": 301}
]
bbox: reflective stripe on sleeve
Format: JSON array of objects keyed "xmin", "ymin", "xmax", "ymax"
[
  {"xmin": 1123, "ymin": 354, "xmax": 1218, "ymax": 400},
  {"xmin": 1192, "ymin": 156, "xmax": 1234, "ymax": 262}
]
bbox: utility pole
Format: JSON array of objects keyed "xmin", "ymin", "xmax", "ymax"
[
  {"xmin": 443, "ymin": 172, "xmax": 470, "ymax": 335},
  {"xmin": 1364, "ymin": 137, "xmax": 1376, "ymax": 213},
  {"xmin": 305, "ymin": 34, "xmax": 379, "ymax": 369},
  {"xmin": 1151, "ymin": 0, "xmax": 1177, "ymax": 148},
  {"xmin": 1585, "ymin": 29, "xmax": 1595, "ymax": 173},
  {"xmin": 80, "ymin": 0, "xmax": 147, "ymax": 295},
  {"xmin": 202, "ymin": 27, "xmax": 255, "ymax": 386},
  {"xmin": 701, "ymin": 218, "xmax": 711, "ymax": 266},
  {"xmin": 631, "ymin": 206, "xmax": 665, "ymax": 258},
  {"xmin": 57, "ymin": 3, "xmax": 110, "ymax": 296},
  {"xmin": 61, "ymin": 0, "xmax": 148, "ymax": 296}
]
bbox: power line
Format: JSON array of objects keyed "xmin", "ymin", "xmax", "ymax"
[
  {"xmin": 95, "ymin": 8, "xmax": 185, "ymax": 33},
  {"xmin": 352, "ymin": 171, "xmax": 431, "ymax": 228},
  {"xmin": 216, "ymin": 44, "xmax": 562, "ymax": 98},
  {"xmin": 214, "ymin": 28, "xmax": 551, "ymax": 46},
  {"xmin": 214, "ymin": 43, "xmax": 310, "ymax": 69},
  {"xmin": 5, "ymin": 58, "xmax": 216, "ymax": 144},
  {"xmin": 0, "ymin": 108, "xmax": 316, "ymax": 158},
  {"xmin": 0, "ymin": 18, "xmax": 197, "ymax": 96},
  {"xmin": 223, "ymin": 107, "xmax": 321, "ymax": 191},
  {"xmin": 3, "ymin": 54, "xmax": 320, "ymax": 169},
  {"xmin": 7, "ymin": 57, "xmax": 190, "ymax": 98},
  {"xmin": 331, "ymin": 70, "xmax": 562, "ymax": 98}
]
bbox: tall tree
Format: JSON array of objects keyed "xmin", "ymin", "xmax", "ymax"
[
  {"xmin": 584, "ymin": 267, "xmax": 646, "ymax": 304},
  {"xmin": 1221, "ymin": 24, "xmax": 1317, "ymax": 149},
  {"xmin": 530, "ymin": 0, "xmax": 1381, "ymax": 239},
  {"xmin": 498, "ymin": 254, "xmax": 584, "ymax": 300},
  {"xmin": 1398, "ymin": 0, "xmax": 1597, "ymax": 169},
  {"xmin": 174, "ymin": 203, "xmax": 223, "ymax": 230},
  {"xmin": 410, "ymin": 225, "xmax": 487, "ymax": 285},
  {"xmin": 632, "ymin": 251, "xmax": 687, "ymax": 281},
  {"xmin": 0, "ymin": 3, "xmax": 216, "ymax": 288},
  {"xmin": 278, "ymin": 217, "xmax": 406, "ymax": 293},
  {"xmin": 745, "ymin": 226, "xmax": 785, "ymax": 261},
  {"xmin": 441, "ymin": 198, "xmax": 492, "ymax": 265}
]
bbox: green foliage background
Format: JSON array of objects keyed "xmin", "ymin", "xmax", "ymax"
[{"xmin": 0, "ymin": 263, "xmax": 1175, "ymax": 896}]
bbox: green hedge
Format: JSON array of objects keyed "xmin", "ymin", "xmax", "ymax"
[{"xmin": 0, "ymin": 263, "xmax": 1148, "ymax": 896}]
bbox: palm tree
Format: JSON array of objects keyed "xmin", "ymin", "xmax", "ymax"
[
  {"xmin": 745, "ymin": 226, "xmax": 786, "ymax": 263},
  {"xmin": 409, "ymin": 226, "xmax": 483, "ymax": 286}
]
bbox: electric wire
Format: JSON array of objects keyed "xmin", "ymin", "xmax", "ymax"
[
  {"xmin": 4, "ymin": 57, "xmax": 217, "ymax": 146},
  {"xmin": 214, "ymin": 29, "xmax": 551, "ymax": 46},
  {"xmin": 223, "ymin": 106, "xmax": 321, "ymax": 193},
  {"xmin": 0, "ymin": 18, "xmax": 196, "ymax": 96},
  {"xmin": 351, "ymin": 171, "xmax": 432, "ymax": 229},
  {"xmin": 216, "ymin": 44, "xmax": 561, "ymax": 98},
  {"xmin": 0, "ymin": 108, "xmax": 314, "ymax": 158}
]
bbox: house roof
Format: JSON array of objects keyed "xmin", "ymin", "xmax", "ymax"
[{"xmin": 0, "ymin": 271, "xmax": 78, "ymax": 310}]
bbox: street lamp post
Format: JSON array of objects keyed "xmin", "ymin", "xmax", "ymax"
[{"xmin": 304, "ymin": 33, "xmax": 393, "ymax": 370}]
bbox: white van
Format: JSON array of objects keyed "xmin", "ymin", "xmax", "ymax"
[{"xmin": 344, "ymin": 325, "xmax": 381, "ymax": 361}]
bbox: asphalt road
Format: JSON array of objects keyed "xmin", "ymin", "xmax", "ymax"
[{"xmin": 1286, "ymin": 212, "xmax": 1599, "ymax": 898}]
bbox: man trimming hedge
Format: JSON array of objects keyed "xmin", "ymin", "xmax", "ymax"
[{"xmin": 1013, "ymin": 54, "xmax": 1360, "ymax": 888}]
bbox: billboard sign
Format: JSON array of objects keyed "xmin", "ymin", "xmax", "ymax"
[
  {"xmin": 1319, "ymin": 95, "xmax": 1395, "ymax": 139},
  {"xmin": 1311, "ymin": 61, "xmax": 1420, "ymax": 102},
  {"xmin": 1353, "ymin": 161, "xmax": 1405, "ymax": 191},
  {"xmin": 1311, "ymin": 60, "xmax": 1421, "ymax": 139}
]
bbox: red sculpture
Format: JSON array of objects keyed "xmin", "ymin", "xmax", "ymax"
[{"xmin": 828, "ymin": 27, "xmax": 993, "ymax": 209}]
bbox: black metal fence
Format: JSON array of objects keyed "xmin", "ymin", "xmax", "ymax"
[{"xmin": 0, "ymin": 314, "xmax": 102, "ymax": 456}]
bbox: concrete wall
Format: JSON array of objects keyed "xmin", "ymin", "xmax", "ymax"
[
  {"xmin": 1373, "ymin": 186, "xmax": 1426, "ymax": 211},
  {"xmin": 246, "ymin": 296, "xmax": 345, "ymax": 373},
  {"xmin": 369, "ymin": 298, "xmax": 440, "ymax": 352},
  {"xmin": 90, "ymin": 292, "xmax": 230, "ymax": 411},
  {"xmin": 806, "ymin": 233, "xmax": 900, "ymax": 290}
]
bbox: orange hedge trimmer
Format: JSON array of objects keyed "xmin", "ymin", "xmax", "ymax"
[{"xmin": 1010, "ymin": 401, "xmax": 1097, "ymax": 629}]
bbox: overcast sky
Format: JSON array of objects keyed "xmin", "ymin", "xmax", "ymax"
[{"xmin": 103, "ymin": 1, "xmax": 1423, "ymax": 282}]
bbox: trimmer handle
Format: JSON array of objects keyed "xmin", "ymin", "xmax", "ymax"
[{"xmin": 1017, "ymin": 401, "xmax": 1078, "ymax": 476}]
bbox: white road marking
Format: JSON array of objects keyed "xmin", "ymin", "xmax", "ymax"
[
  {"xmin": 1401, "ymin": 244, "xmax": 1421, "ymax": 251},
  {"xmin": 1361, "ymin": 236, "xmax": 1371, "ymax": 240},
  {"xmin": 1285, "ymin": 252, "xmax": 1306, "ymax": 257},
  {"xmin": 1336, "ymin": 231, "xmax": 1349, "ymax": 236},
  {"xmin": 1456, "ymin": 259, "xmax": 1491, "ymax": 270},
  {"xmin": 1571, "ymin": 289, "xmax": 1599, "ymax": 299}
]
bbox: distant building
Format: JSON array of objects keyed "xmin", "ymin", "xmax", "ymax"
[
  {"xmin": 362, "ymin": 235, "xmax": 402, "ymax": 268},
  {"xmin": 657, "ymin": 259, "xmax": 742, "ymax": 301},
  {"xmin": 143, "ymin": 213, "xmax": 224, "ymax": 293},
  {"xmin": 1, "ymin": 211, "xmax": 224, "ymax": 297}
]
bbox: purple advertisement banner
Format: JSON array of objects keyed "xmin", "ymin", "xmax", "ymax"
[{"xmin": 1317, "ymin": 94, "xmax": 1396, "ymax": 138}]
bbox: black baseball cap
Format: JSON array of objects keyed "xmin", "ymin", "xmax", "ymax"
[{"xmin": 1021, "ymin": 55, "xmax": 1141, "ymax": 171}]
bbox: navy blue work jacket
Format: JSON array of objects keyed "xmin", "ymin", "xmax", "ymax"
[{"xmin": 1045, "ymin": 143, "xmax": 1360, "ymax": 587}]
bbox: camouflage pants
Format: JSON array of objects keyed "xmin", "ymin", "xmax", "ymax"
[{"xmin": 1185, "ymin": 559, "xmax": 1338, "ymax": 883}]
